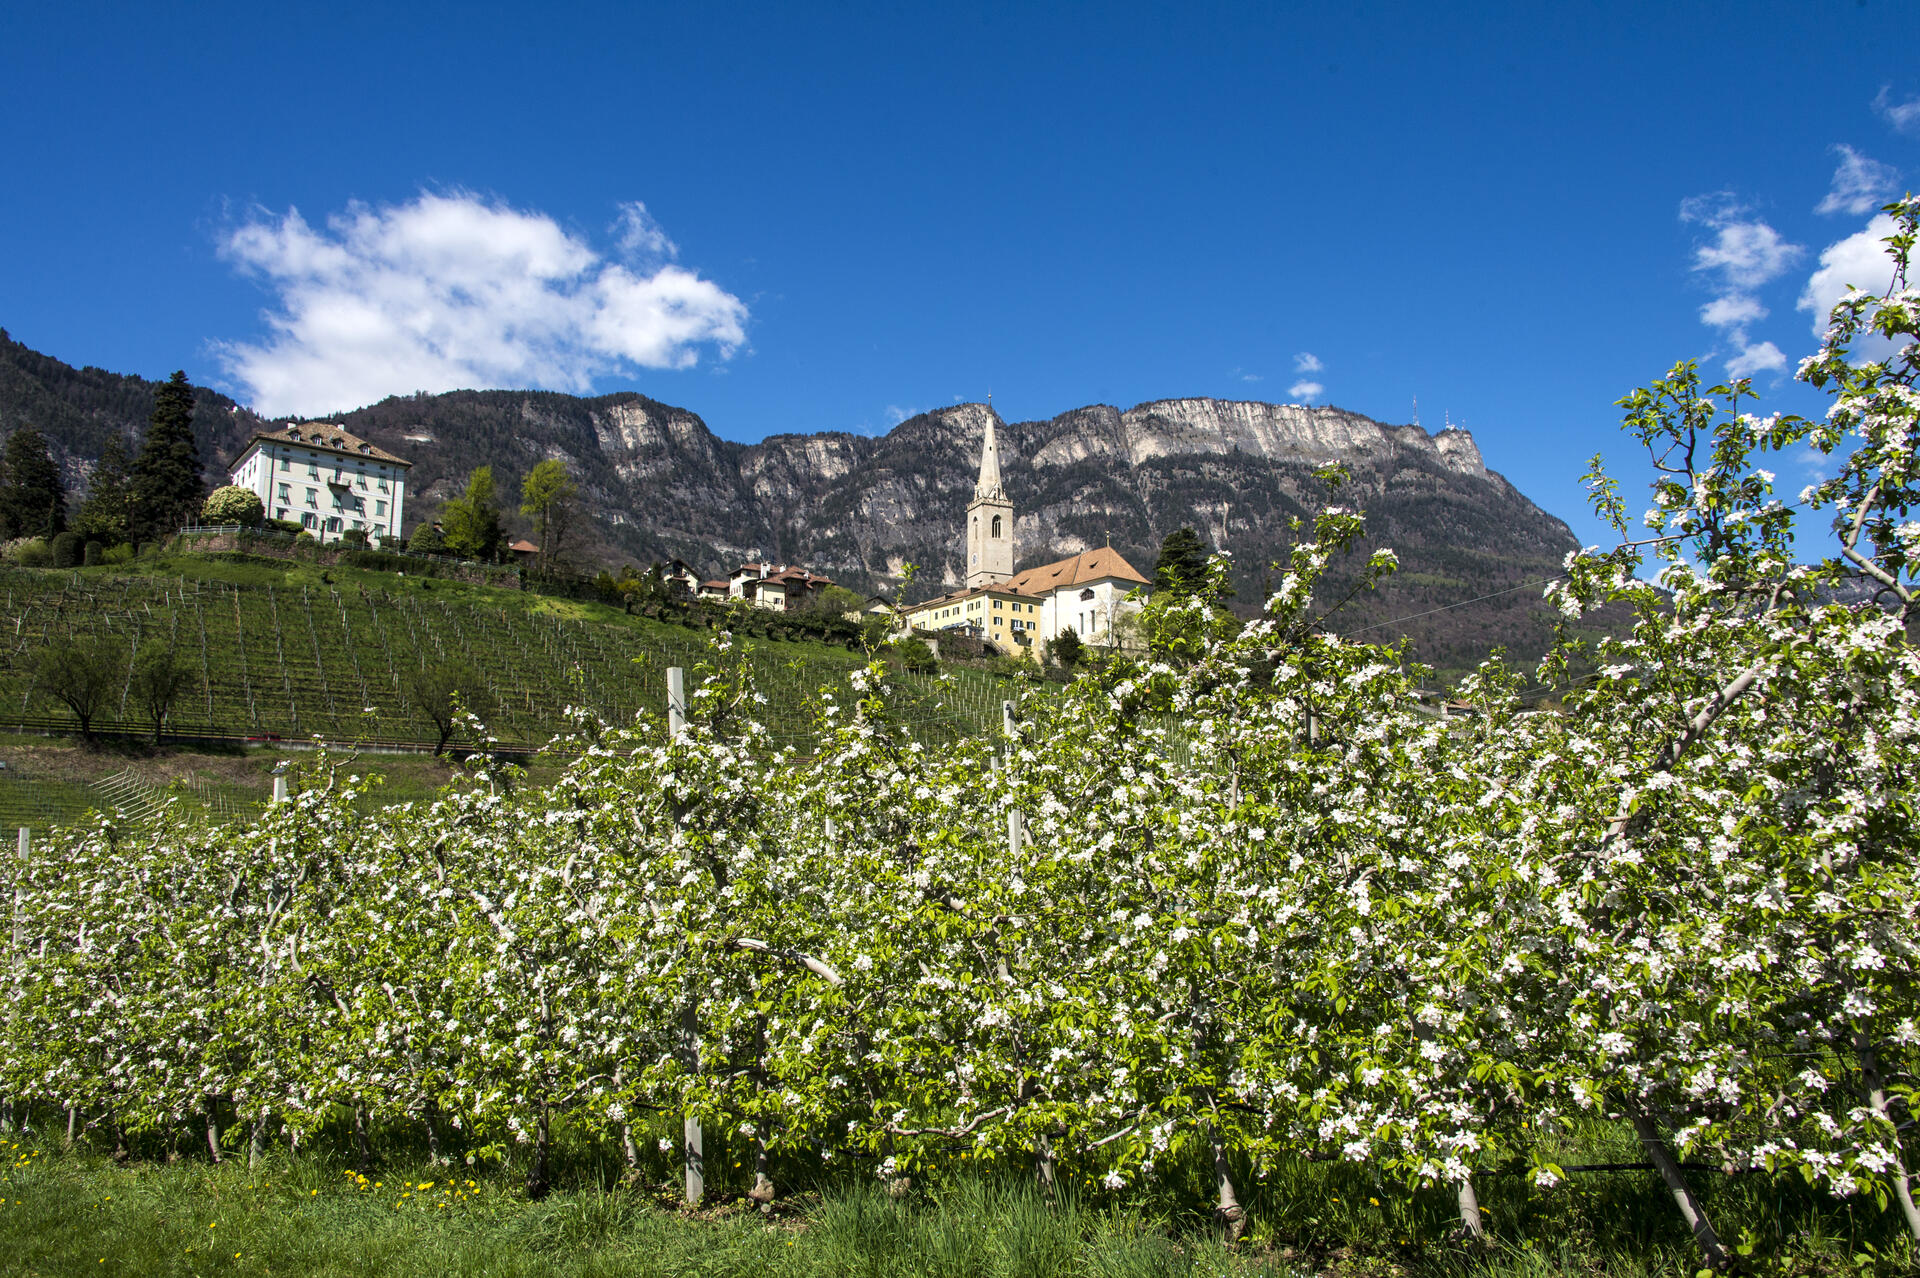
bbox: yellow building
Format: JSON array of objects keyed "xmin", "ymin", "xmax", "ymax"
[{"xmin": 902, "ymin": 407, "xmax": 1151, "ymax": 659}]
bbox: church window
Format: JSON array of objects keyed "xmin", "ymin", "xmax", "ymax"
[{"xmin": 991, "ymin": 515, "xmax": 1002, "ymax": 538}]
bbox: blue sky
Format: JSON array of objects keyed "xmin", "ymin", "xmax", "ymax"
[{"xmin": 2, "ymin": 0, "xmax": 1916, "ymax": 551}]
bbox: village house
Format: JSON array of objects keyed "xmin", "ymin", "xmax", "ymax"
[
  {"xmin": 901, "ymin": 409, "xmax": 1151, "ymax": 658},
  {"xmin": 696, "ymin": 561, "xmax": 840, "ymax": 612},
  {"xmin": 226, "ymin": 424, "xmax": 410, "ymax": 545}
]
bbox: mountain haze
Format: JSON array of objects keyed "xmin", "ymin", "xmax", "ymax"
[{"xmin": 1, "ymin": 331, "xmax": 1579, "ymax": 675}]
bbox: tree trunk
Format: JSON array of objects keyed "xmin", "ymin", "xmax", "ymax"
[
  {"xmin": 525, "ymin": 1100, "xmax": 551, "ymax": 1200},
  {"xmin": 621, "ymin": 1123, "xmax": 641, "ymax": 1182},
  {"xmin": 111, "ymin": 1112, "xmax": 129, "ymax": 1164},
  {"xmin": 204, "ymin": 1096, "xmax": 223, "ymax": 1164},
  {"xmin": 423, "ymin": 1099, "xmax": 444, "ymax": 1165},
  {"xmin": 248, "ymin": 1113, "xmax": 269, "ymax": 1169},
  {"xmin": 1856, "ymin": 1028, "xmax": 1920, "ymax": 1243},
  {"xmin": 1034, "ymin": 1131, "xmax": 1057, "ymax": 1196},
  {"xmin": 1208, "ymin": 1122, "xmax": 1247, "ymax": 1242},
  {"xmin": 65, "ymin": 1107, "xmax": 77, "ymax": 1150},
  {"xmin": 353, "ymin": 1105, "xmax": 372, "ymax": 1175},
  {"xmin": 1626, "ymin": 1105, "xmax": 1735, "ymax": 1271},
  {"xmin": 1457, "ymin": 1177, "xmax": 1485, "ymax": 1239},
  {"xmin": 747, "ymin": 1134, "xmax": 776, "ymax": 1213}
]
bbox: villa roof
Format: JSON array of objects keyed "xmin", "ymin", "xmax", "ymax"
[{"xmin": 234, "ymin": 423, "xmax": 412, "ymax": 468}]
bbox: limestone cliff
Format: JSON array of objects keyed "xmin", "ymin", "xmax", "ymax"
[{"xmin": 0, "ymin": 328, "xmax": 1576, "ymax": 675}]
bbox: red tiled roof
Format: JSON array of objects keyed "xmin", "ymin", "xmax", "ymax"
[{"xmin": 1005, "ymin": 547, "xmax": 1150, "ymax": 593}]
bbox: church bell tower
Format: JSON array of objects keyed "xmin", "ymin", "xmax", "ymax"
[{"xmin": 966, "ymin": 398, "xmax": 1014, "ymax": 589}]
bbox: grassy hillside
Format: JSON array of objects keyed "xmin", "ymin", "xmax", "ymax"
[{"xmin": 0, "ymin": 555, "xmax": 1030, "ymax": 829}]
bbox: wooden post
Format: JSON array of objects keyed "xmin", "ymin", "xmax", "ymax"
[{"xmin": 667, "ymin": 667, "xmax": 701, "ymax": 1206}]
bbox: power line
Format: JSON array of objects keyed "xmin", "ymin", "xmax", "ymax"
[{"xmin": 1339, "ymin": 575, "xmax": 1564, "ymax": 636}]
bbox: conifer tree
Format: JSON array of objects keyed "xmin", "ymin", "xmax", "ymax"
[
  {"xmin": 130, "ymin": 371, "xmax": 205, "ymax": 544},
  {"xmin": 0, "ymin": 425, "xmax": 68, "ymax": 539},
  {"xmin": 1152, "ymin": 525, "xmax": 1214, "ymax": 598},
  {"xmin": 75, "ymin": 434, "xmax": 135, "ymax": 545}
]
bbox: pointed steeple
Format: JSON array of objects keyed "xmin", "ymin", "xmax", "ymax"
[
  {"xmin": 965, "ymin": 395, "xmax": 1014, "ymax": 588},
  {"xmin": 975, "ymin": 396, "xmax": 1006, "ymax": 503}
]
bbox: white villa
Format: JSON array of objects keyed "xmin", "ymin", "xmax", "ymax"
[
  {"xmin": 227, "ymin": 424, "xmax": 411, "ymax": 544},
  {"xmin": 902, "ymin": 408, "xmax": 1151, "ymax": 658}
]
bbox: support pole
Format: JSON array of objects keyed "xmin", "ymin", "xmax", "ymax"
[
  {"xmin": 1002, "ymin": 701, "xmax": 1024, "ymax": 857},
  {"xmin": 271, "ymin": 763, "xmax": 289, "ymax": 804},
  {"xmin": 667, "ymin": 666, "xmax": 688, "ymax": 739},
  {"xmin": 668, "ymin": 667, "xmax": 701, "ymax": 1206},
  {"xmin": 10, "ymin": 828, "xmax": 23, "ymax": 970},
  {"xmin": 5, "ymin": 829, "xmax": 21, "ymax": 1133}
]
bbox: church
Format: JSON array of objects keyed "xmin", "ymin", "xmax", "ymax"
[{"xmin": 901, "ymin": 406, "xmax": 1150, "ymax": 659}]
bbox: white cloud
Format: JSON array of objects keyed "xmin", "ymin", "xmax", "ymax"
[
  {"xmin": 1799, "ymin": 212, "xmax": 1902, "ymax": 337},
  {"xmin": 1874, "ymin": 86, "xmax": 1920, "ymax": 136},
  {"xmin": 1293, "ymin": 351, "xmax": 1323, "ymax": 373},
  {"xmin": 1680, "ymin": 192, "xmax": 1803, "ymax": 379},
  {"xmin": 216, "ymin": 192, "xmax": 748, "ymax": 417},
  {"xmin": 612, "ymin": 201, "xmax": 678, "ymax": 264},
  {"xmin": 1690, "ymin": 217, "xmax": 1801, "ymax": 289},
  {"xmin": 1288, "ymin": 380, "xmax": 1323, "ymax": 401},
  {"xmin": 1700, "ymin": 294, "xmax": 1766, "ymax": 328},
  {"xmin": 1815, "ymin": 145, "xmax": 1898, "ymax": 216},
  {"xmin": 1724, "ymin": 341, "xmax": 1787, "ymax": 377}
]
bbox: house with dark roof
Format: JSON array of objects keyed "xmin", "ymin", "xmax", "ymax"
[{"xmin": 226, "ymin": 424, "xmax": 411, "ymax": 545}]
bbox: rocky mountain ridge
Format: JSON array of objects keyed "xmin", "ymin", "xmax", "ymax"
[{"xmin": 0, "ymin": 330, "xmax": 1577, "ymax": 675}]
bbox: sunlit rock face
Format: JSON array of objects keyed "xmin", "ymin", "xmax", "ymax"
[
  {"xmin": 0, "ymin": 323, "xmax": 1572, "ymax": 672},
  {"xmin": 345, "ymin": 392, "xmax": 1575, "ymax": 672}
]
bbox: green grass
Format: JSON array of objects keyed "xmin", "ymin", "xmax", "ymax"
[{"xmin": 1, "ymin": 1115, "xmax": 1910, "ymax": 1278}]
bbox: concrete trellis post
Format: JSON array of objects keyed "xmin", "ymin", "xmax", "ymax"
[
  {"xmin": 6, "ymin": 828, "xmax": 23, "ymax": 1132},
  {"xmin": 271, "ymin": 761, "xmax": 290, "ymax": 804},
  {"xmin": 1003, "ymin": 701, "xmax": 1025, "ymax": 857},
  {"xmin": 667, "ymin": 667, "xmax": 703, "ymax": 1206}
]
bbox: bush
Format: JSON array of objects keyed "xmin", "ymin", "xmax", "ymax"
[
  {"xmin": 4, "ymin": 536, "xmax": 51, "ymax": 567},
  {"xmin": 265, "ymin": 518, "xmax": 305, "ymax": 535},
  {"xmin": 202, "ymin": 485, "xmax": 265, "ymax": 527},
  {"xmin": 49, "ymin": 531, "xmax": 84, "ymax": 568},
  {"xmin": 103, "ymin": 542, "xmax": 135, "ymax": 565},
  {"xmin": 887, "ymin": 637, "xmax": 938, "ymax": 675},
  {"xmin": 409, "ymin": 522, "xmax": 448, "ymax": 555},
  {"xmin": 82, "ymin": 541, "xmax": 103, "ymax": 566},
  {"xmin": 294, "ymin": 530, "xmax": 316, "ymax": 545},
  {"xmin": 340, "ymin": 528, "xmax": 370, "ymax": 548}
]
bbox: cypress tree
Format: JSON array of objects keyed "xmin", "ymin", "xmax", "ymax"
[
  {"xmin": 130, "ymin": 371, "xmax": 205, "ymax": 545},
  {"xmin": 76, "ymin": 434, "xmax": 136, "ymax": 545},
  {"xmin": 0, "ymin": 425, "xmax": 68, "ymax": 539},
  {"xmin": 1152, "ymin": 526, "xmax": 1212, "ymax": 599}
]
